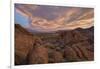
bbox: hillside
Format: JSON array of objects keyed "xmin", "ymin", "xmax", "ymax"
[{"xmin": 15, "ymin": 24, "xmax": 94, "ymax": 65}]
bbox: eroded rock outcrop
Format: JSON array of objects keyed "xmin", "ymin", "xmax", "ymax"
[
  {"xmin": 15, "ymin": 24, "xmax": 94, "ymax": 65},
  {"xmin": 48, "ymin": 49, "xmax": 64, "ymax": 63},
  {"xmin": 15, "ymin": 24, "xmax": 34, "ymax": 65},
  {"xmin": 27, "ymin": 46, "xmax": 48, "ymax": 64}
]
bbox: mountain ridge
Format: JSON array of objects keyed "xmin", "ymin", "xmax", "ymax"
[{"xmin": 15, "ymin": 24, "xmax": 94, "ymax": 65}]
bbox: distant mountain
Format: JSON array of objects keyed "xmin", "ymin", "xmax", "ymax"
[
  {"xmin": 56, "ymin": 26, "xmax": 94, "ymax": 43},
  {"xmin": 15, "ymin": 24, "xmax": 94, "ymax": 65}
]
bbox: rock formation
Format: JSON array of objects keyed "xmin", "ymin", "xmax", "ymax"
[{"xmin": 15, "ymin": 24, "xmax": 94, "ymax": 65}]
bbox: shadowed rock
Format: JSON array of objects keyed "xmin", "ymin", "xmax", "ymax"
[
  {"xmin": 48, "ymin": 49, "xmax": 64, "ymax": 63},
  {"xmin": 15, "ymin": 24, "xmax": 34, "ymax": 65}
]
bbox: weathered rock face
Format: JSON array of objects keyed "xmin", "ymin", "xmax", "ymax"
[
  {"xmin": 48, "ymin": 49, "xmax": 64, "ymax": 63},
  {"xmin": 27, "ymin": 45, "xmax": 48, "ymax": 64},
  {"xmin": 64, "ymin": 46, "xmax": 81, "ymax": 61},
  {"xmin": 15, "ymin": 24, "xmax": 94, "ymax": 65},
  {"xmin": 15, "ymin": 24, "xmax": 34, "ymax": 65},
  {"xmin": 59, "ymin": 30, "xmax": 87, "ymax": 44},
  {"xmin": 64, "ymin": 41, "xmax": 94, "ymax": 62},
  {"xmin": 58, "ymin": 27, "xmax": 94, "ymax": 44},
  {"xmin": 60, "ymin": 27, "xmax": 94, "ymax": 62}
]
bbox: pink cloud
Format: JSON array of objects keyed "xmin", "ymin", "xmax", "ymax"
[{"xmin": 15, "ymin": 4, "xmax": 94, "ymax": 32}]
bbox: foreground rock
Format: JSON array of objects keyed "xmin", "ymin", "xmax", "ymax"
[
  {"xmin": 15, "ymin": 24, "xmax": 34, "ymax": 65},
  {"xmin": 64, "ymin": 41, "xmax": 94, "ymax": 62},
  {"xmin": 27, "ymin": 45, "xmax": 48, "ymax": 64},
  {"xmin": 48, "ymin": 49, "xmax": 64, "ymax": 63}
]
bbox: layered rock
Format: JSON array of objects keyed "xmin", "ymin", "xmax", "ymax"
[
  {"xmin": 15, "ymin": 24, "xmax": 34, "ymax": 65},
  {"xmin": 27, "ymin": 46, "xmax": 48, "ymax": 64},
  {"xmin": 48, "ymin": 49, "xmax": 64, "ymax": 63},
  {"xmin": 15, "ymin": 24, "xmax": 94, "ymax": 65}
]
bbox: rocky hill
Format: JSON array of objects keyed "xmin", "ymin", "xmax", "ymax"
[{"xmin": 15, "ymin": 24, "xmax": 94, "ymax": 65}]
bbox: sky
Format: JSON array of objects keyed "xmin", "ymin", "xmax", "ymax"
[
  {"xmin": 15, "ymin": 10, "xmax": 29, "ymax": 27},
  {"xmin": 15, "ymin": 4, "xmax": 94, "ymax": 32}
]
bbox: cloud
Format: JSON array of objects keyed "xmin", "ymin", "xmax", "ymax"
[
  {"xmin": 15, "ymin": 4, "xmax": 94, "ymax": 32},
  {"xmin": 15, "ymin": 4, "xmax": 38, "ymax": 18},
  {"xmin": 30, "ymin": 7, "xmax": 94, "ymax": 31}
]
